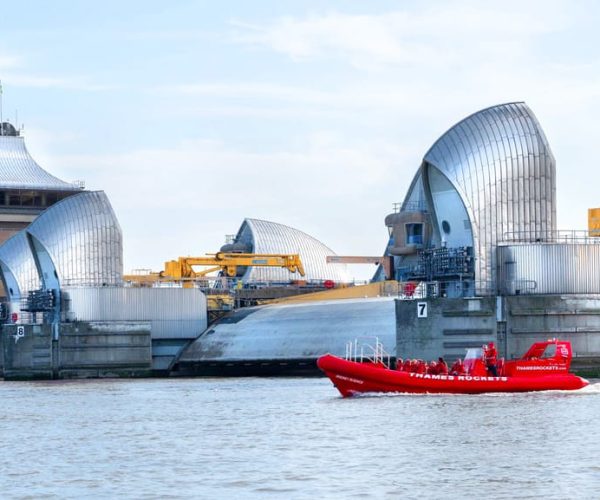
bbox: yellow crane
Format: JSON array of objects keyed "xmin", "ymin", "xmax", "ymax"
[
  {"xmin": 123, "ymin": 252, "xmax": 306, "ymax": 320},
  {"xmin": 163, "ymin": 252, "xmax": 305, "ymax": 279},
  {"xmin": 124, "ymin": 252, "xmax": 305, "ymax": 284}
]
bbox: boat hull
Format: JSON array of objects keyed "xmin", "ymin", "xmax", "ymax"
[{"xmin": 317, "ymin": 354, "xmax": 589, "ymax": 397}]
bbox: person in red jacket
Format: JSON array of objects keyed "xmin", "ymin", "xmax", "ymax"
[
  {"xmin": 437, "ymin": 357, "xmax": 449, "ymax": 375},
  {"xmin": 484, "ymin": 342, "xmax": 498, "ymax": 377},
  {"xmin": 427, "ymin": 360, "xmax": 438, "ymax": 375},
  {"xmin": 450, "ymin": 358, "xmax": 466, "ymax": 375},
  {"xmin": 416, "ymin": 360, "xmax": 427, "ymax": 374}
]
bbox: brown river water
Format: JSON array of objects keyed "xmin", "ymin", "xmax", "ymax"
[{"xmin": 1, "ymin": 377, "xmax": 599, "ymax": 499}]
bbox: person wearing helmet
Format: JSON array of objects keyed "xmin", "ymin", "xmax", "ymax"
[{"xmin": 484, "ymin": 342, "xmax": 498, "ymax": 377}]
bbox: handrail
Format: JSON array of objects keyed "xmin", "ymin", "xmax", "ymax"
[
  {"xmin": 501, "ymin": 229, "xmax": 600, "ymax": 244},
  {"xmin": 345, "ymin": 336, "xmax": 391, "ymax": 368},
  {"xmin": 396, "ymin": 279, "xmax": 497, "ymax": 299}
]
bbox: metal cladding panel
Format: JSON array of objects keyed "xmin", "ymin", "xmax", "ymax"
[
  {"xmin": 235, "ymin": 218, "xmax": 351, "ymax": 283},
  {"xmin": 0, "ymin": 231, "xmax": 40, "ymax": 298},
  {"xmin": 497, "ymin": 244, "xmax": 600, "ymax": 295},
  {"xmin": 26, "ymin": 191, "xmax": 123, "ymax": 286},
  {"xmin": 180, "ymin": 297, "xmax": 396, "ymax": 361},
  {"xmin": 420, "ymin": 102, "xmax": 556, "ymax": 293},
  {"xmin": 63, "ymin": 287, "xmax": 207, "ymax": 339},
  {"xmin": 0, "ymin": 136, "xmax": 80, "ymax": 190}
]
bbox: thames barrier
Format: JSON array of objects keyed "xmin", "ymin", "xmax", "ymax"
[{"xmin": 1, "ymin": 103, "xmax": 599, "ymax": 379}]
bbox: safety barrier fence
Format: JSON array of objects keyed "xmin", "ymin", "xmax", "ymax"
[
  {"xmin": 396, "ymin": 279, "xmax": 498, "ymax": 299},
  {"xmin": 501, "ymin": 229, "xmax": 600, "ymax": 244}
]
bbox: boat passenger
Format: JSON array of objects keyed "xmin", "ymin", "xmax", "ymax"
[
  {"xmin": 437, "ymin": 357, "xmax": 448, "ymax": 375},
  {"xmin": 427, "ymin": 361, "xmax": 438, "ymax": 375},
  {"xmin": 403, "ymin": 359, "xmax": 412, "ymax": 372},
  {"xmin": 416, "ymin": 360, "xmax": 427, "ymax": 374},
  {"xmin": 484, "ymin": 342, "xmax": 498, "ymax": 377},
  {"xmin": 450, "ymin": 358, "xmax": 466, "ymax": 375},
  {"xmin": 396, "ymin": 358, "xmax": 404, "ymax": 370}
]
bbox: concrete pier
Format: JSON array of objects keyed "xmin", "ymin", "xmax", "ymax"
[
  {"xmin": 2, "ymin": 322, "xmax": 152, "ymax": 380},
  {"xmin": 396, "ymin": 295, "xmax": 600, "ymax": 376}
]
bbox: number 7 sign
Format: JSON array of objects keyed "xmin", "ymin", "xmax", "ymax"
[{"xmin": 417, "ymin": 302, "xmax": 428, "ymax": 318}]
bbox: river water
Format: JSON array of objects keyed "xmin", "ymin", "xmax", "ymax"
[{"xmin": 1, "ymin": 377, "xmax": 599, "ymax": 499}]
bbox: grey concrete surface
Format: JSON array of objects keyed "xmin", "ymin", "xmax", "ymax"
[{"xmin": 2, "ymin": 321, "xmax": 152, "ymax": 380}]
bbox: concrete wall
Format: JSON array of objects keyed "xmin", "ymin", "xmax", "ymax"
[
  {"xmin": 2, "ymin": 321, "xmax": 152, "ymax": 380},
  {"xmin": 396, "ymin": 297, "xmax": 497, "ymax": 361},
  {"xmin": 2, "ymin": 324, "xmax": 54, "ymax": 379},
  {"xmin": 396, "ymin": 294, "xmax": 600, "ymax": 372},
  {"xmin": 58, "ymin": 322, "xmax": 152, "ymax": 378},
  {"xmin": 505, "ymin": 295, "xmax": 600, "ymax": 371}
]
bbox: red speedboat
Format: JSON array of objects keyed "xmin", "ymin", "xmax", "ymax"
[{"xmin": 318, "ymin": 338, "xmax": 589, "ymax": 397}]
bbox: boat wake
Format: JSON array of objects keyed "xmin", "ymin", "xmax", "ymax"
[
  {"xmin": 577, "ymin": 380, "xmax": 600, "ymax": 393},
  {"xmin": 346, "ymin": 381, "xmax": 600, "ymax": 399}
]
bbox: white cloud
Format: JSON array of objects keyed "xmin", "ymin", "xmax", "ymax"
[
  {"xmin": 0, "ymin": 54, "xmax": 21, "ymax": 70},
  {"xmin": 0, "ymin": 47, "xmax": 114, "ymax": 91},
  {"xmin": 44, "ymin": 135, "xmax": 407, "ymax": 278},
  {"xmin": 3, "ymin": 73, "xmax": 117, "ymax": 91},
  {"xmin": 232, "ymin": 1, "xmax": 572, "ymax": 68},
  {"xmin": 170, "ymin": 82, "xmax": 332, "ymax": 103},
  {"xmin": 10, "ymin": 1, "xmax": 600, "ymax": 281}
]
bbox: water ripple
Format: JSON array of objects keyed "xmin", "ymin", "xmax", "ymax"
[{"xmin": 0, "ymin": 378, "xmax": 599, "ymax": 499}]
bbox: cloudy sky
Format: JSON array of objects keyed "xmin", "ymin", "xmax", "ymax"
[{"xmin": 1, "ymin": 0, "xmax": 599, "ymax": 279}]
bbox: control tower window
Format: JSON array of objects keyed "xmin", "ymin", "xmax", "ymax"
[{"xmin": 406, "ymin": 223, "xmax": 423, "ymax": 245}]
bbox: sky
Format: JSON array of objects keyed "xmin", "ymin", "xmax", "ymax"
[{"xmin": 1, "ymin": 0, "xmax": 600, "ymax": 280}]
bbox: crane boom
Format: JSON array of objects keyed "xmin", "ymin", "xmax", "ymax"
[
  {"xmin": 123, "ymin": 252, "xmax": 305, "ymax": 284},
  {"xmin": 163, "ymin": 252, "xmax": 305, "ymax": 278}
]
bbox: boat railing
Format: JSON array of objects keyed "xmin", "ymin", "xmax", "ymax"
[{"xmin": 345, "ymin": 336, "xmax": 391, "ymax": 368}]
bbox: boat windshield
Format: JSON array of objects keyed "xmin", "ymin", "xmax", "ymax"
[{"xmin": 464, "ymin": 347, "xmax": 483, "ymax": 361}]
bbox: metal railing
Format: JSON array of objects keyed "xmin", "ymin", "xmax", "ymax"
[
  {"xmin": 501, "ymin": 229, "xmax": 600, "ymax": 244},
  {"xmin": 502, "ymin": 279, "xmax": 537, "ymax": 295},
  {"xmin": 121, "ymin": 275, "xmax": 367, "ymax": 292},
  {"xmin": 392, "ymin": 200, "xmax": 428, "ymax": 213},
  {"xmin": 396, "ymin": 279, "xmax": 497, "ymax": 299},
  {"xmin": 345, "ymin": 337, "xmax": 391, "ymax": 368}
]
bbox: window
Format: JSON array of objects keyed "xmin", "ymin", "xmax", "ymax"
[{"xmin": 406, "ymin": 223, "xmax": 423, "ymax": 245}]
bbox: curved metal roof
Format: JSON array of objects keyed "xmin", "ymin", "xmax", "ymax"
[
  {"xmin": 26, "ymin": 191, "xmax": 123, "ymax": 287},
  {"xmin": 0, "ymin": 135, "xmax": 80, "ymax": 191},
  {"xmin": 234, "ymin": 218, "xmax": 351, "ymax": 283},
  {"xmin": 180, "ymin": 297, "xmax": 396, "ymax": 361},
  {"xmin": 0, "ymin": 231, "xmax": 40, "ymax": 300},
  {"xmin": 414, "ymin": 102, "xmax": 556, "ymax": 289}
]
